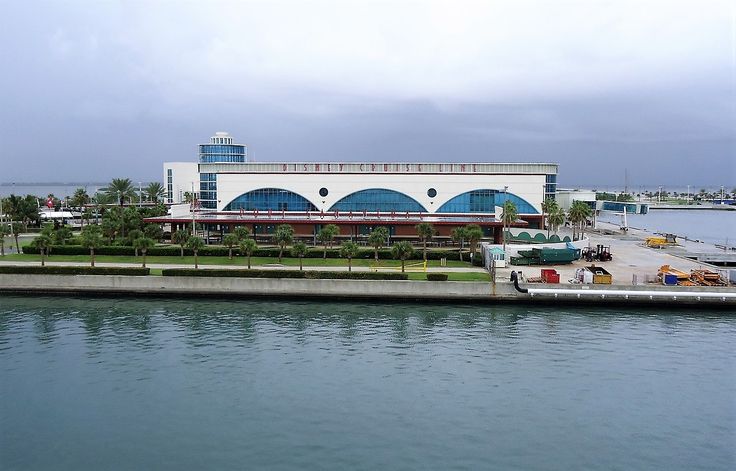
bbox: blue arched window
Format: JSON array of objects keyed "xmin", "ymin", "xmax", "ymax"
[
  {"xmin": 223, "ymin": 188, "xmax": 317, "ymax": 212},
  {"xmin": 329, "ymin": 189, "xmax": 427, "ymax": 212},
  {"xmin": 437, "ymin": 190, "xmax": 538, "ymax": 214}
]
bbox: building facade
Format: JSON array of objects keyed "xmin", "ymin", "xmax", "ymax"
[{"xmin": 158, "ymin": 132, "xmax": 558, "ymax": 242}]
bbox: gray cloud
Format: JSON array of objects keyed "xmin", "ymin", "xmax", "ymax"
[{"xmin": 0, "ymin": 0, "xmax": 733, "ymax": 187}]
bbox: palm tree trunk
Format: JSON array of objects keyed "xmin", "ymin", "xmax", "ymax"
[
  {"xmin": 180, "ymin": 246, "xmax": 184, "ymax": 257},
  {"xmin": 142, "ymin": 251, "xmax": 147, "ymax": 268},
  {"xmin": 247, "ymin": 255, "xmax": 251, "ymax": 269},
  {"xmin": 423, "ymin": 240, "xmax": 427, "ymax": 261},
  {"xmin": 278, "ymin": 248, "xmax": 283, "ymax": 263},
  {"xmin": 299, "ymin": 257, "xmax": 303, "ymax": 270},
  {"xmin": 14, "ymin": 235, "xmax": 19, "ymax": 253},
  {"xmin": 401, "ymin": 259, "xmax": 405, "ymax": 273},
  {"xmin": 374, "ymin": 248, "xmax": 378, "ymax": 261},
  {"xmin": 228, "ymin": 248, "xmax": 233, "ymax": 260},
  {"xmin": 91, "ymin": 248, "xmax": 95, "ymax": 267},
  {"xmin": 41, "ymin": 249, "xmax": 45, "ymax": 267},
  {"xmin": 323, "ymin": 246, "xmax": 327, "ymax": 259},
  {"xmin": 195, "ymin": 251, "xmax": 199, "ymax": 269},
  {"xmin": 348, "ymin": 258, "xmax": 352, "ymax": 272}
]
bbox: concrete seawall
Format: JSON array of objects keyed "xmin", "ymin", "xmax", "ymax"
[{"xmin": 1, "ymin": 274, "xmax": 735, "ymax": 307}]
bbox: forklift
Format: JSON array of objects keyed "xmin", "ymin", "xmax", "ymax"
[{"xmin": 582, "ymin": 244, "xmax": 612, "ymax": 262}]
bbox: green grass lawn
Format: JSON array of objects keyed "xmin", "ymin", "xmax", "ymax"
[{"xmin": 0, "ymin": 253, "xmax": 473, "ymax": 269}]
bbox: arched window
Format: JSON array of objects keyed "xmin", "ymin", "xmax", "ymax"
[
  {"xmin": 223, "ymin": 188, "xmax": 317, "ymax": 212},
  {"xmin": 437, "ymin": 190, "xmax": 538, "ymax": 214},
  {"xmin": 329, "ymin": 189, "xmax": 427, "ymax": 212}
]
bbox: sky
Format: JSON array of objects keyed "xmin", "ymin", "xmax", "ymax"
[{"xmin": 0, "ymin": 0, "xmax": 733, "ymax": 187}]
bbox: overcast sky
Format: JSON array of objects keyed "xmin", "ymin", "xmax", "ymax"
[{"xmin": 1, "ymin": 0, "xmax": 733, "ymax": 187}]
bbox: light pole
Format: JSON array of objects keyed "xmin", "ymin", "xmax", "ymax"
[
  {"xmin": 191, "ymin": 181, "xmax": 196, "ymax": 235},
  {"xmin": 502, "ymin": 185, "xmax": 508, "ymax": 254}
]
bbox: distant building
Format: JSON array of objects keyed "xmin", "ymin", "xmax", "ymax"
[{"xmin": 556, "ymin": 189, "xmax": 597, "ymax": 212}]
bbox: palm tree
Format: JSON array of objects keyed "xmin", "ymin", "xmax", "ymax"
[
  {"xmin": 415, "ymin": 223, "xmax": 435, "ymax": 261},
  {"xmin": 391, "ymin": 241, "xmax": 415, "ymax": 273},
  {"xmin": 69, "ymin": 188, "xmax": 90, "ymax": 211},
  {"xmin": 223, "ymin": 233, "xmax": 239, "ymax": 260},
  {"xmin": 143, "ymin": 223, "xmax": 163, "ymax": 242},
  {"xmin": 0, "ymin": 224, "xmax": 8, "ymax": 256},
  {"xmin": 172, "ymin": 229, "xmax": 189, "ymax": 257},
  {"xmin": 105, "ymin": 178, "xmax": 136, "ymax": 206},
  {"xmin": 340, "ymin": 241, "xmax": 360, "ymax": 272},
  {"xmin": 317, "ymin": 224, "xmax": 339, "ymax": 258},
  {"xmin": 233, "ymin": 226, "xmax": 250, "ymax": 241},
  {"xmin": 367, "ymin": 227, "xmax": 389, "ymax": 262},
  {"xmin": 36, "ymin": 233, "xmax": 52, "ymax": 267},
  {"xmin": 11, "ymin": 223, "xmax": 22, "ymax": 253},
  {"xmin": 53, "ymin": 225, "xmax": 73, "ymax": 246},
  {"xmin": 464, "ymin": 224, "xmax": 484, "ymax": 260},
  {"xmin": 239, "ymin": 238, "xmax": 258, "ymax": 269},
  {"xmin": 501, "ymin": 201, "xmax": 518, "ymax": 253},
  {"xmin": 541, "ymin": 198, "xmax": 558, "ymax": 239},
  {"xmin": 80, "ymin": 225, "xmax": 104, "ymax": 267},
  {"xmin": 547, "ymin": 208, "xmax": 566, "ymax": 237},
  {"xmin": 133, "ymin": 237, "xmax": 155, "ymax": 268},
  {"xmin": 144, "ymin": 182, "xmax": 165, "ymax": 203},
  {"xmin": 186, "ymin": 236, "xmax": 205, "ymax": 269},
  {"xmin": 451, "ymin": 227, "xmax": 467, "ymax": 261},
  {"xmin": 272, "ymin": 224, "xmax": 294, "ymax": 262},
  {"xmin": 290, "ymin": 241, "xmax": 308, "ymax": 270},
  {"xmin": 568, "ymin": 200, "xmax": 592, "ymax": 240}
]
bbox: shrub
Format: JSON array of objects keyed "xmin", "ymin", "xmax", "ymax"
[
  {"xmin": 160, "ymin": 268, "xmax": 407, "ymax": 280},
  {"xmin": 161, "ymin": 268, "xmax": 306, "ymax": 278},
  {"xmin": 0, "ymin": 266, "xmax": 149, "ymax": 275},
  {"xmin": 426, "ymin": 273, "xmax": 449, "ymax": 281},
  {"xmin": 303, "ymin": 271, "xmax": 407, "ymax": 280},
  {"xmin": 20, "ymin": 244, "xmax": 466, "ymax": 261}
]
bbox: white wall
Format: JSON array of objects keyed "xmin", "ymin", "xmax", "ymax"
[
  {"xmin": 557, "ymin": 189, "xmax": 596, "ymax": 211},
  {"xmin": 164, "ymin": 162, "xmax": 199, "ymax": 204},
  {"xmin": 214, "ymin": 172, "xmax": 547, "ymax": 214}
]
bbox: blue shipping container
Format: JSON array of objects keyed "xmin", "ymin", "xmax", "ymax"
[{"xmin": 663, "ymin": 274, "xmax": 678, "ymax": 285}]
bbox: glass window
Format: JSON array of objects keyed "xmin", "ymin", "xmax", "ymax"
[
  {"xmin": 329, "ymin": 189, "xmax": 426, "ymax": 212},
  {"xmin": 437, "ymin": 190, "xmax": 538, "ymax": 214},
  {"xmin": 223, "ymin": 188, "xmax": 318, "ymax": 212}
]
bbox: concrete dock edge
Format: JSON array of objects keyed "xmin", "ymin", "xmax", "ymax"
[{"xmin": 1, "ymin": 274, "xmax": 735, "ymax": 308}]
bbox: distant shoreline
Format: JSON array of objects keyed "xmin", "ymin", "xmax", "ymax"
[{"xmin": 648, "ymin": 204, "xmax": 735, "ymax": 211}]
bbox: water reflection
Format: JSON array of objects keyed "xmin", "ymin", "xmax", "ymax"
[
  {"xmin": 1, "ymin": 294, "xmax": 734, "ymax": 471},
  {"xmin": 0, "ymin": 295, "xmax": 733, "ymax": 348}
]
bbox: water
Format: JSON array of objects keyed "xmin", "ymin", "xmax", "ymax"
[
  {"xmin": 1, "ymin": 296, "xmax": 734, "ymax": 470},
  {"xmin": 598, "ymin": 209, "xmax": 736, "ymax": 246},
  {"xmin": 0, "ymin": 184, "xmax": 106, "ymax": 199}
]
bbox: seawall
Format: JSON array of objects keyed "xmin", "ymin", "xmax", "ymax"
[{"xmin": 1, "ymin": 274, "xmax": 735, "ymax": 308}]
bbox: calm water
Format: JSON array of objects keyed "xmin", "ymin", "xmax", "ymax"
[
  {"xmin": 598, "ymin": 209, "xmax": 736, "ymax": 246},
  {"xmin": 1, "ymin": 296, "xmax": 733, "ymax": 470},
  {"xmin": 0, "ymin": 184, "xmax": 105, "ymax": 198}
]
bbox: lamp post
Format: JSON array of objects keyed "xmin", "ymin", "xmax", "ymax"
[
  {"xmin": 191, "ymin": 181, "xmax": 196, "ymax": 235},
  {"xmin": 502, "ymin": 185, "xmax": 508, "ymax": 254}
]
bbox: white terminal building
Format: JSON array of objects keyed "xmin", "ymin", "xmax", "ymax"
[{"xmin": 158, "ymin": 132, "xmax": 558, "ymax": 242}]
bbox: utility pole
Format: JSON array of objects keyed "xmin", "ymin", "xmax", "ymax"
[
  {"xmin": 502, "ymin": 185, "xmax": 508, "ymax": 254},
  {"xmin": 191, "ymin": 181, "xmax": 196, "ymax": 235}
]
